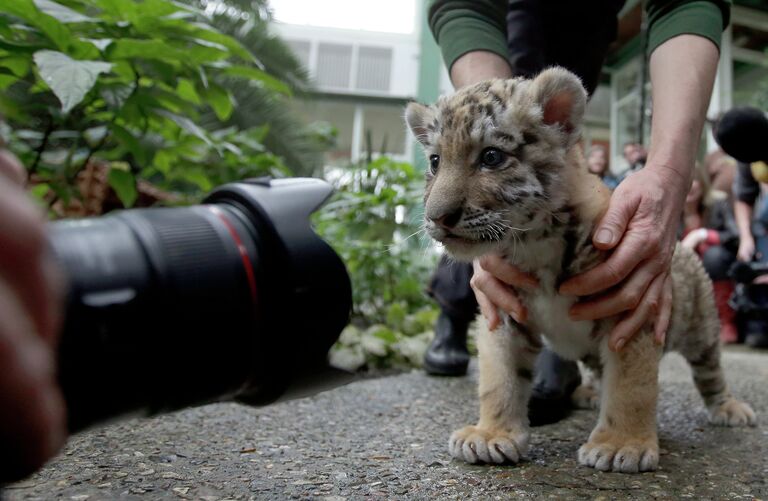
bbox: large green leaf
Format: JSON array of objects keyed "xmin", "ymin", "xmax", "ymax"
[
  {"xmin": 176, "ymin": 78, "xmax": 201, "ymax": 105},
  {"xmin": 155, "ymin": 109, "xmax": 212, "ymax": 146},
  {"xmin": 223, "ymin": 65, "xmax": 291, "ymax": 96},
  {"xmin": 179, "ymin": 168, "xmax": 212, "ymax": 191},
  {"xmin": 33, "ymin": 0, "xmax": 97, "ymax": 23},
  {"xmin": 110, "ymin": 123, "xmax": 150, "ymax": 166},
  {"xmin": 186, "ymin": 22, "xmax": 253, "ymax": 61},
  {"xmin": 99, "ymin": 82, "xmax": 134, "ymax": 109},
  {"xmin": 96, "ymin": 0, "xmax": 139, "ymax": 24},
  {"xmin": 204, "ymin": 83, "xmax": 232, "ymax": 121},
  {"xmin": 186, "ymin": 39, "xmax": 231, "ymax": 63},
  {"xmin": 4, "ymin": 0, "xmax": 72, "ymax": 51},
  {"xmin": 29, "ymin": 183, "xmax": 52, "ymax": 203},
  {"xmin": 0, "ymin": 38, "xmax": 47, "ymax": 53},
  {"xmin": 0, "ymin": 74, "xmax": 17, "ymax": 90},
  {"xmin": 86, "ymin": 38, "xmax": 113, "ymax": 52},
  {"xmin": 0, "ymin": 56, "xmax": 30, "ymax": 77},
  {"xmin": 33, "ymin": 50, "xmax": 112, "ymax": 113},
  {"xmin": 108, "ymin": 39, "xmax": 184, "ymax": 64},
  {"xmin": 129, "ymin": 0, "xmax": 187, "ymax": 31},
  {"xmin": 107, "ymin": 166, "xmax": 137, "ymax": 207}
]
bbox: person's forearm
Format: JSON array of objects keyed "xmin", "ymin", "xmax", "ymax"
[
  {"xmin": 450, "ymin": 50, "xmax": 512, "ymax": 89},
  {"xmin": 734, "ymin": 199, "xmax": 754, "ymax": 240},
  {"xmin": 647, "ymin": 35, "xmax": 720, "ymax": 184}
]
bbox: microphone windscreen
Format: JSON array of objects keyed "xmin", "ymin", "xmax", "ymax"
[{"xmin": 714, "ymin": 107, "xmax": 768, "ymax": 163}]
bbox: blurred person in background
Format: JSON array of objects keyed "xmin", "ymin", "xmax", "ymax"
[
  {"xmin": 587, "ymin": 144, "xmax": 622, "ymax": 189},
  {"xmin": 731, "ymin": 158, "xmax": 768, "ymax": 348},
  {"xmin": 680, "ymin": 165, "xmax": 740, "ymax": 343},
  {"xmin": 713, "ymin": 106, "xmax": 768, "ymax": 348},
  {"xmin": 623, "ymin": 141, "xmax": 647, "ymax": 172},
  {"xmin": 706, "ymin": 148, "xmax": 737, "ymax": 194}
]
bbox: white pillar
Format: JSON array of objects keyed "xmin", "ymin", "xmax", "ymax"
[
  {"xmin": 307, "ymin": 40, "xmax": 318, "ymax": 78},
  {"xmin": 351, "ymin": 104, "xmax": 364, "ymax": 163}
]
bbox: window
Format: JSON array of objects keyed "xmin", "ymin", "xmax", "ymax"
[
  {"xmin": 610, "ymin": 59, "xmax": 651, "ymax": 174},
  {"xmin": 355, "ymin": 46, "xmax": 392, "ymax": 92},
  {"xmin": 316, "ymin": 43, "xmax": 352, "ymax": 89}
]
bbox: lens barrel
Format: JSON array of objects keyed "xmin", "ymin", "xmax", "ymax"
[{"xmin": 51, "ymin": 178, "xmax": 351, "ymax": 431}]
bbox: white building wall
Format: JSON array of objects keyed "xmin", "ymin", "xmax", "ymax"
[
  {"xmin": 271, "ymin": 23, "xmax": 421, "ymax": 99},
  {"xmin": 270, "ymin": 22, "xmax": 426, "ymax": 166}
]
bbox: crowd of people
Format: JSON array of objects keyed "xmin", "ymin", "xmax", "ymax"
[
  {"xmin": 587, "ymin": 138, "xmax": 768, "ymax": 349},
  {"xmin": 586, "ymin": 141, "xmax": 646, "ymax": 189}
]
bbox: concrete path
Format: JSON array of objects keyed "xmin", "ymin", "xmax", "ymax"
[{"xmin": 6, "ymin": 348, "xmax": 768, "ymax": 500}]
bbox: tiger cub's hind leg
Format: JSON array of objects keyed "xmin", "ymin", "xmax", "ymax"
[
  {"xmin": 572, "ymin": 355, "xmax": 601, "ymax": 410},
  {"xmin": 687, "ymin": 340, "xmax": 757, "ymax": 427}
]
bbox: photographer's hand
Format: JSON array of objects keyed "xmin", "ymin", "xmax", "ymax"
[
  {"xmin": 735, "ymin": 200, "xmax": 756, "ymax": 262},
  {"xmin": 0, "ymin": 149, "xmax": 66, "ymax": 482},
  {"xmin": 737, "ymin": 235, "xmax": 756, "ymax": 263}
]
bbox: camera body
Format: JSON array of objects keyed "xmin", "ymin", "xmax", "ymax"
[
  {"xmin": 50, "ymin": 178, "xmax": 352, "ymax": 431},
  {"xmin": 728, "ymin": 259, "xmax": 768, "ymax": 347}
]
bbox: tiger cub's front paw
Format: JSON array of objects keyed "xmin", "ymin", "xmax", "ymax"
[
  {"xmin": 709, "ymin": 398, "xmax": 757, "ymax": 427},
  {"xmin": 448, "ymin": 425, "xmax": 529, "ymax": 464},
  {"xmin": 578, "ymin": 432, "xmax": 658, "ymax": 473}
]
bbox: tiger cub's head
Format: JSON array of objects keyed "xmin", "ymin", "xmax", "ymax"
[{"xmin": 406, "ymin": 67, "xmax": 587, "ymax": 261}]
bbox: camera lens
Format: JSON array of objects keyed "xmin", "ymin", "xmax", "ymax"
[{"xmin": 51, "ymin": 179, "xmax": 351, "ymax": 431}]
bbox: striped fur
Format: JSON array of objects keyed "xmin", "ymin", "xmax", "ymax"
[{"xmin": 406, "ymin": 68, "xmax": 756, "ymax": 474}]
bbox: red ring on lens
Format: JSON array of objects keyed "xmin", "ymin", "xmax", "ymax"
[{"xmin": 206, "ymin": 206, "xmax": 258, "ymax": 307}]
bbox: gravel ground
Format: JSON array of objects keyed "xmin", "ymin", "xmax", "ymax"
[{"xmin": 5, "ymin": 347, "xmax": 767, "ymax": 500}]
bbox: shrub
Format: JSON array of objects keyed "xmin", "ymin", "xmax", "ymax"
[
  {"xmin": 0, "ymin": 0, "xmax": 317, "ymax": 211},
  {"xmin": 314, "ymin": 157, "xmax": 440, "ymax": 371}
]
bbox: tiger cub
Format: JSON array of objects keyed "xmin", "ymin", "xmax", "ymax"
[{"xmin": 405, "ymin": 67, "xmax": 756, "ymax": 473}]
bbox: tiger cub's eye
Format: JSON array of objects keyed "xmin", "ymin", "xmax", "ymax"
[
  {"xmin": 480, "ymin": 147, "xmax": 506, "ymax": 168},
  {"xmin": 429, "ymin": 154, "xmax": 440, "ymax": 174}
]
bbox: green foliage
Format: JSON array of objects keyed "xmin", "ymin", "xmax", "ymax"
[
  {"xmin": 0, "ymin": 0, "xmax": 315, "ymax": 209},
  {"xmin": 107, "ymin": 163, "xmax": 137, "ymax": 207},
  {"xmin": 314, "ymin": 157, "xmax": 440, "ymax": 370}
]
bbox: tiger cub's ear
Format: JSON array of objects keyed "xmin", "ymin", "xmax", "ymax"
[
  {"xmin": 528, "ymin": 67, "xmax": 587, "ymax": 148},
  {"xmin": 405, "ymin": 102, "xmax": 437, "ymax": 147}
]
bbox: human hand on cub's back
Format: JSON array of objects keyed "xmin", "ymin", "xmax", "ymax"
[
  {"xmin": 559, "ymin": 165, "xmax": 682, "ymax": 351},
  {"xmin": 471, "ymin": 166, "xmax": 680, "ymax": 353}
]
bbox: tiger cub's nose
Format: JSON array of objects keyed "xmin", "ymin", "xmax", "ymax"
[{"xmin": 429, "ymin": 207, "xmax": 463, "ymax": 229}]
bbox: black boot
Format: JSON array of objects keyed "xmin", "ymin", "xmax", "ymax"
[
  {"xmin": 528, "ymin": 348, "xmax": 580, "ymax": 426},
  {"xmin": 424, "ymin": 312, "xmax": 470, "ymax": 376}
]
